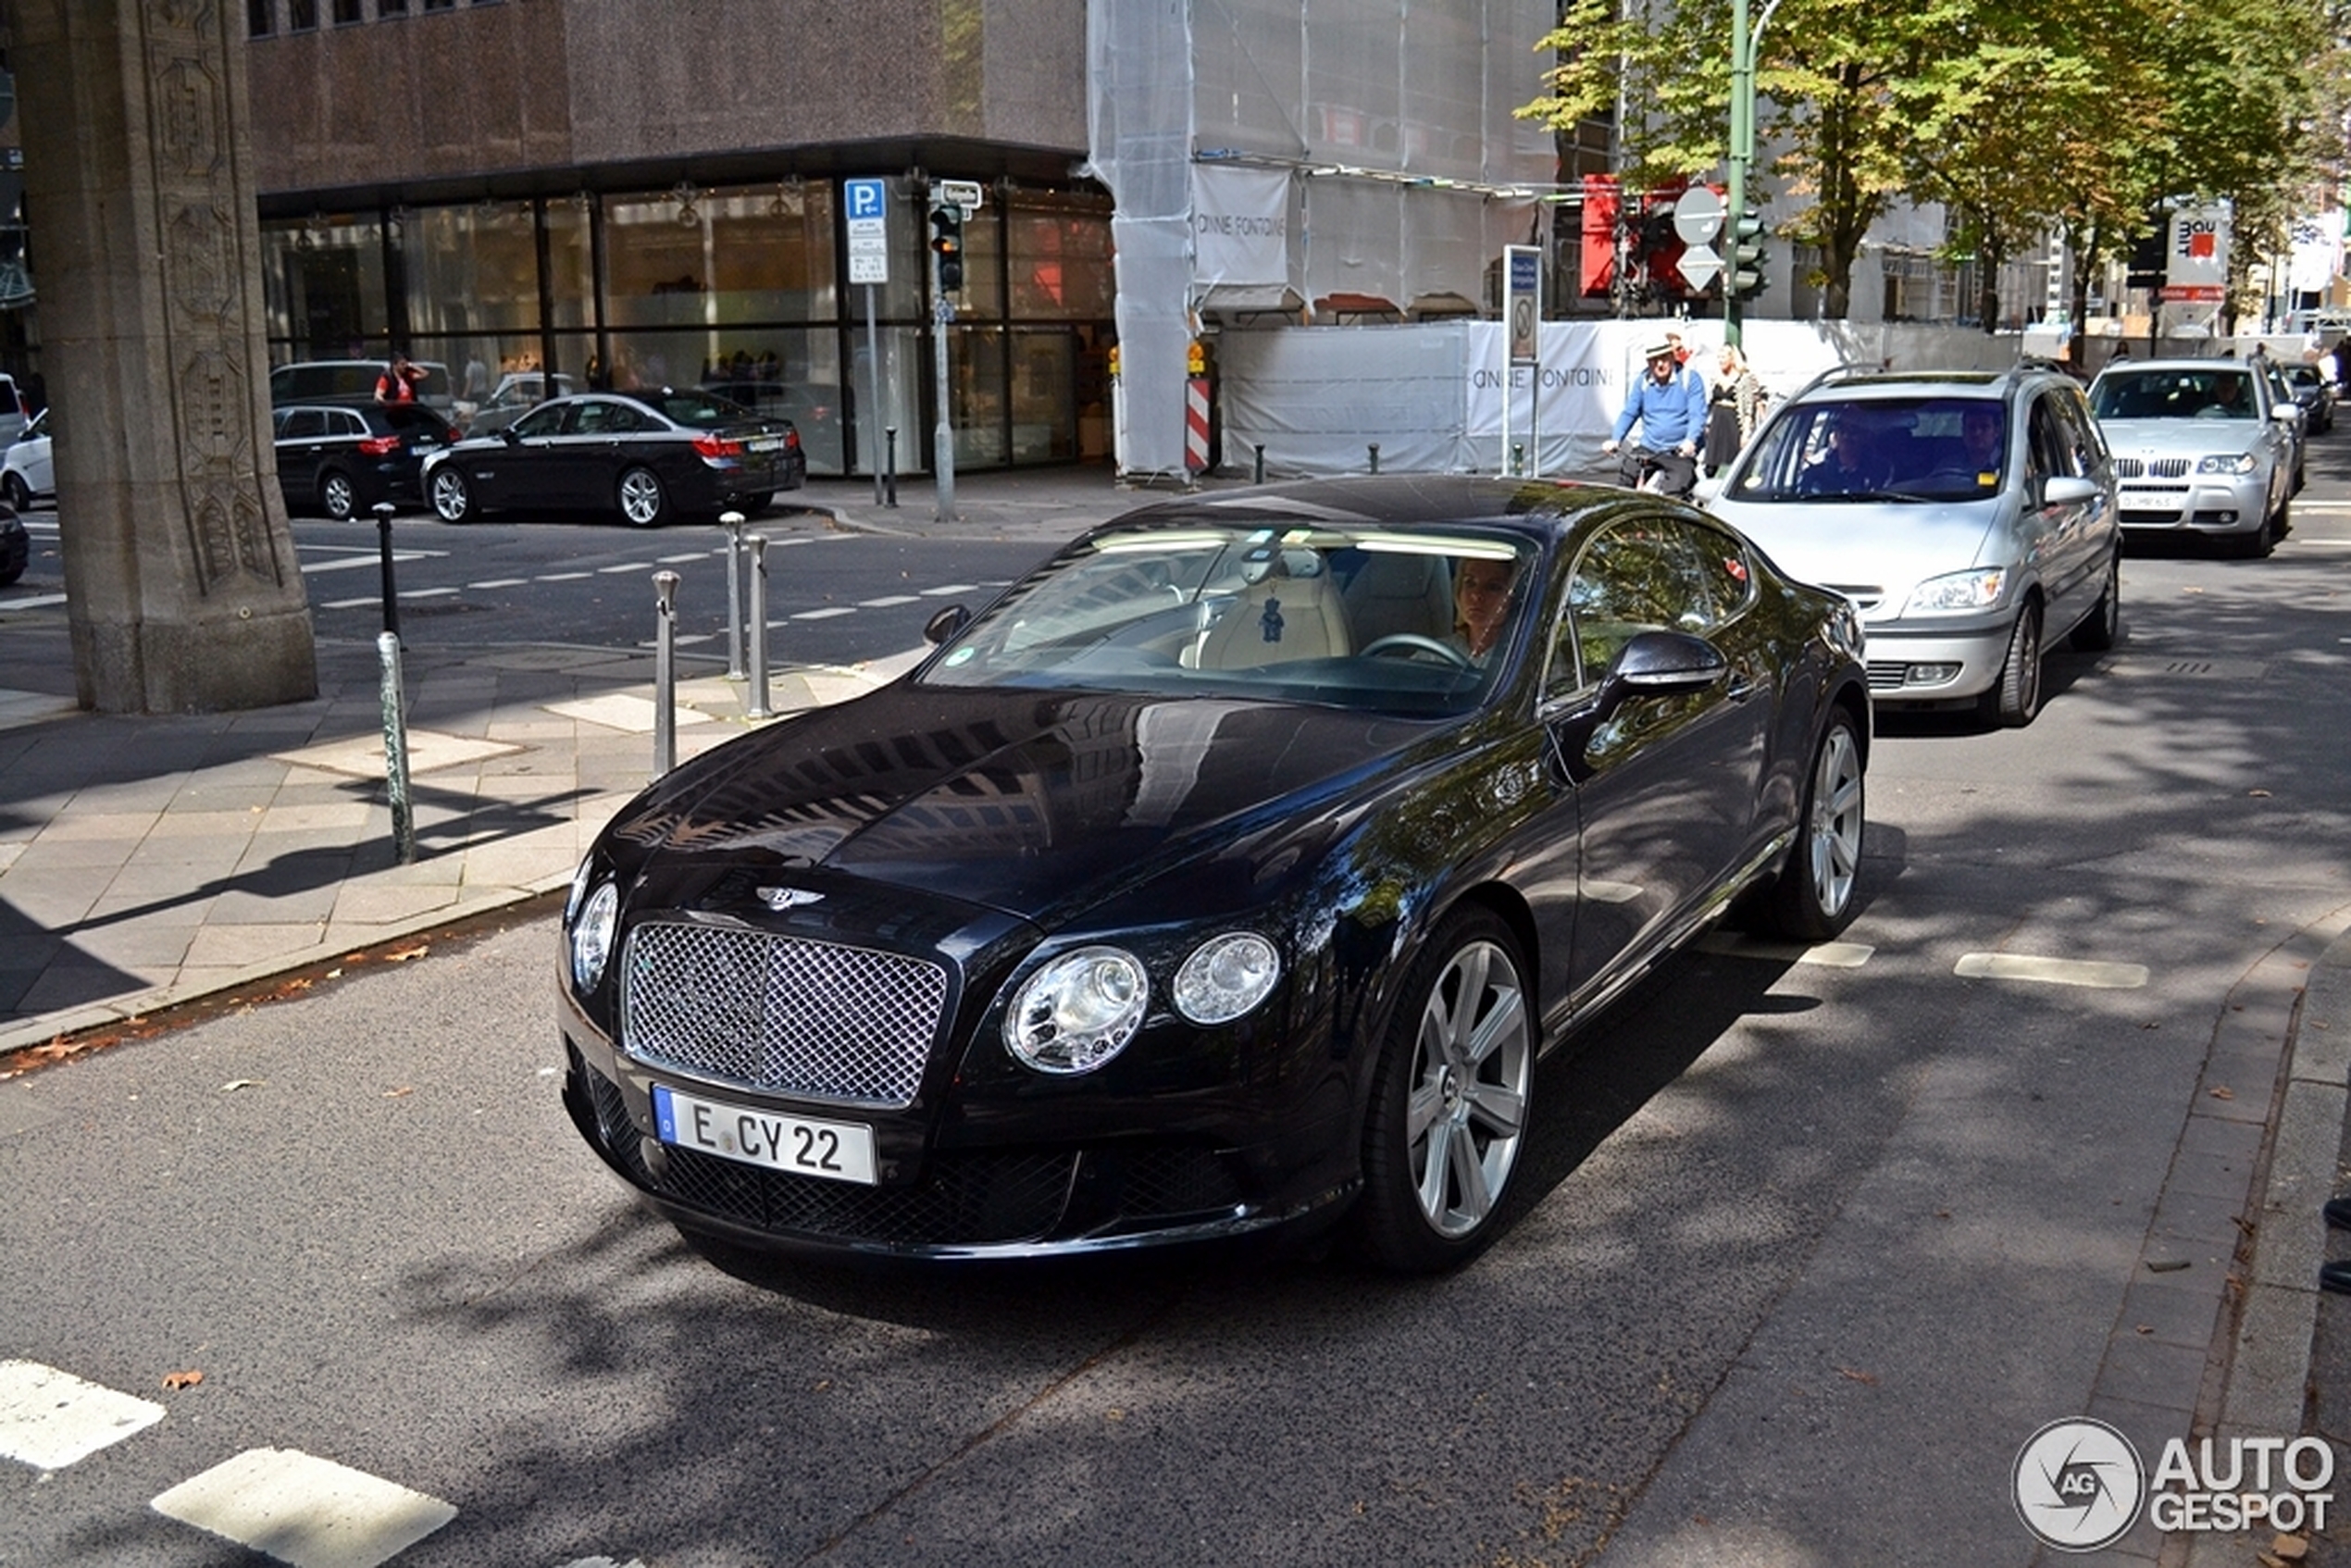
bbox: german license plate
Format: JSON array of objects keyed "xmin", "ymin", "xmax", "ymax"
[
  {"xmin": 651, "ymin": 1084, "xmax": 877, "ymax": 1185},
  {"xmin": 748, "ymin": 436, "xmax": 784, "ymax": 452}
]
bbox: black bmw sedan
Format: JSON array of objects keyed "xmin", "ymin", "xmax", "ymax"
[
  {"xmin": 560, "ymin": 477, "xmax": 1870, "ymax": 1272},
  {"xmin": 422, "ymin": 388, "xmax": 804, "ymax": 528}
]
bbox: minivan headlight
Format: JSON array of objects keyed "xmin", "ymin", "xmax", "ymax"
[{"xmin": 1902, "ymin": 567, "xmax": 2006, "ymax": 615}]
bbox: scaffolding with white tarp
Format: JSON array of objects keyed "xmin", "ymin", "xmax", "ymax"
[{"xmin": 1086, "ymin": 0, "xmax": 1556, "ymax": 479}]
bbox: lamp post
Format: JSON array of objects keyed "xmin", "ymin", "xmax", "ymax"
[{"xmin": 1725, "ymin": 0, "xmax": 1788, "ymax": 350}]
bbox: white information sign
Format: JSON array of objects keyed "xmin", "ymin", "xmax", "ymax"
[{"xmin": 845, "ymin": 177, "xmax": 889, "ymax": 286}]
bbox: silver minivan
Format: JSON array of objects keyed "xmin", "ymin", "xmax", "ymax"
[{"xmin": 1705, "ymin": 365, "xmax": 2121, "ymax": 728}]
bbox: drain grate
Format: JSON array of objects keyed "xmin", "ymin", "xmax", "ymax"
[{"xmin": 2103, "ymin": 655, "xmax": 2269, "ymax": 680}]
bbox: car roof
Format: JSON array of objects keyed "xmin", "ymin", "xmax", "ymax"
[
  {"xmin": 1089, "ymin": 475, "xmax": 1657, "ymax": 540},
  {"xmin": 1783, "ymin": 364, "xmax": 2076, "ymax": 408},
  {"xmin": 2092, "ymin": 357, "xmax": 2253, "ymax": 377}
]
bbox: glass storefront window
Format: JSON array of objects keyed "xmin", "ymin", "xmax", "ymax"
[
  {"xmin": 260, "ymin": 212, "xmax": 390, "ymax": 360},
  {"xmin": 605, "ymin": 181, "xmax": 836, "ymax": 330},
  {"xmin": 1008, "ymin": 328, "xmax": 1077, "ymax": 462},
  {"xmin": 601, "ymin": 328, "xmax": 848, "ymax": 477},
  {"xmin": 1007, "ymin": 200, "xmax": 1115, "ymax": 320},
  {"xmin": 404, "ymin": 200, "xmax": 541, "ymax": 335}
]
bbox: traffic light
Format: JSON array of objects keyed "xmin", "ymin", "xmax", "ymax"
[
  {"xmin": 1729, "ymin": 209, "xmax": 1768, "ymax": 299},
  {"xmin": 929, "ymin": 204, "xmax": 964, "ymax": 292}
]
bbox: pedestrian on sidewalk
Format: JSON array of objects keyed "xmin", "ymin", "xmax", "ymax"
[{"xmin": 1705, "ymin": 344, "xmax": 1769, "ymax": 476}]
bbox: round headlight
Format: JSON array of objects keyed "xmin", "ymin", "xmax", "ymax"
[
  {"xmin": 570, "ymin": 881, "xmax": 618, "ymax": 991},
  {"xmin": 1173, "ymin": 932, "xmax": 1281, "ymax": 1025},
  {"xmin": 1004, "ymin": 946, "xmax": 1149, "ymax": 1075}
]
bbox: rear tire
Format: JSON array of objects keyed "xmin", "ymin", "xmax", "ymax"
[
  {"xmin": 2, "ymin": 473, "xmax": 30, "ymax": 512},
  {"xmin": 319, "ymin": 469, "xmax": 358, "ymax": 522},
  {"xmin": 617, "ymin": 466, "xmax": 670, "ymax": 528},
  {"xmin": 1352, "ymin": 908, "xmax": 1534, "ymax": 1274},
  {"xmin": 1982, "ymin": 599, "xmax": 2044, "ymax": 728},
  {"xmin": 429, "ymin": 466, "xmax": 474, "ymax": 523},
  {"xmin": 2070, "ymin": 551, "xmax": 2121, "ymax": 652},
  {"xmin": 1759, "ymin": 707, "xmax": 1865, "ymax": 941}
]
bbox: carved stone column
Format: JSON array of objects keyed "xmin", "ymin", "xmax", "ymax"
[{"xmin": 10, "ymin": 0, "xmax": 316, "ymax": 712}]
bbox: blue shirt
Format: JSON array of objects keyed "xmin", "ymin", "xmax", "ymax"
[{"xmin": 1611, "ymin": 364, "xmax": 1710, "ymax": 447}]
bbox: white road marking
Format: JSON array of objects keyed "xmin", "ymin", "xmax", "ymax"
[
  {"xmin": 790, "ymin": 606, "xmax": 858, "ymax": 620},
  {"xmin": 1955, "ymin": 952, "xmax": 2149, "ymax": 989},
  {"xmin": 319, "ymin": 597, "xmax": 379, "ymax": 611},
  {"xmin": 656, "ymin": 553, "xmax": 711, "ymax": 564},
  {"xmin": 151, "ymin": 1448, "xmax": 456, "ymax": 1568},
  {"xmin": 397, "ymin": 587, "xmax": 458, "ymax": 600},
  {"xmin": 0, "ymin": 1360, "xmax": 166, "ymax": 1471},
  {"xmin": 301, "ymin": 552, "xmax": 439, "ymax": 575},
  {"xmin": 0, "ymin": 592, "xmax": 68, "ymax": 610},
  {"xmin": 919, "ymin": 582, "xmax": 979, "ymax": 596},
  {"xmin": 540, "ymin": 571, "xmax": 592, "ymax": 581},
  {"xmin": 466, "ymin": 578, "xmax": 530, "ymax": 589},
  {"xmin": 596, "ymin": 563, "xmax": 650, "ymax": 575},
  {"xmin": 858, "ymin": 594, "xmax": 923, "ymax": 607}
]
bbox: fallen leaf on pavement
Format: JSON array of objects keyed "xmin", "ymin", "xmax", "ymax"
[
  {"xmin": 1836, "ymin": 1366, "xmax": 1878, "ymax": 1385},
  {"xmin": 219, "ymin": 1079, "xmax": 264, "ymax": 1092},
  {"xmin": 385, "ymin": 944, "xmax": 429, "ymax": 963},
  {"xmin": 2249, "ymin": 789, "xmax": 2272, "ymax": 798},
  {"xmin": 2209, "ymin": 1085, "xmax": 2235, "ymax": 1100},
  {"xmin": 162, "ymin": 1370, "xmax": 203, "ymax": 1390},
  {"xmin": 383, "ymin": 1086, "xmax": 414, "ymax": 1099}
]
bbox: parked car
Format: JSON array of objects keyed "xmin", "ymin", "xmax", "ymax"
[
  {"xmin": 1707, "ymin": 364, "xmax": 2121, "ymax": 728},
  {"xmin": 271, "ymin": 402, "xmax": 465, "ymax": 520},
  {"xmin": 2251, "ymin": 355, "xmax": 2307, "ymax": 488},
  {"xmin": 2285, "ymin": 363, "xmax": 2336, "ymax": 434},
  {"xmin": 0, "ymin": 373, "xmax": 31, "ymax": 448},
  {"xmin": 463, "ymin": 372, "xmax": 578, "ymax": 438},
  {"xmin": 0, "ymin": 496, "xmax": 24, "ymax": 587},
  {"xmin": 268, "ymin": 358, "xmax": 455, "ymax": 417},
  {"xmin": 422, "ymin": 388, "xmax": 806, "ymax": 528},
  {"xmin": 695, "ymin": 379, "xmax": 840, "ymax": 460},
  {"xmin": 2, "ymin": 409, "xmax": 52, "ymax": 510},
  {"xmin": 557, "ymin": 477, "xmax": 1872, "ymax": 1270},
  {"xmin": 2086, "ymin": 357, "xmax": 2297, "ymax": 557}
]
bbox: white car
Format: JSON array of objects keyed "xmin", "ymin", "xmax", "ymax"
[{"xmin": 2, "ymin": 408, "xmax": 52, "ymax": 510}]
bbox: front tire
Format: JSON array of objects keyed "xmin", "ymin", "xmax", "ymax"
[
  {"xmin": 2070, "ymin": 551, "xmax": 2121, "ymax": 652},
  {"xmin": 2, "ymin": 473, "xmax": 30, "ymax": 512},
  {"xmin": 429, "ymin": 466, "xmax": 474, "ymax": 523},
  {"xmin": 1353, "ymin": 908, "xmax": 1534, "ymax": 1273},
  {"xmin": 319, "ymin": 469, "xmax": 358, "ymax": 522},
  {"xmin": 1760, "ymin": 707, "xmax": 1865, "ymax": 940},
  {"xmin": 617, "ymin": 466, "xmax": 670, "ymax": 528},
  {"xmin": 1982, "ymin": 598, "xmax": 2044, "ymax": 728}
]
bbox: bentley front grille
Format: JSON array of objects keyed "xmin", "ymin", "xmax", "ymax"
[{"xmin": 622, "ymin": 921, "xmax": 948, "ymax": 1108}]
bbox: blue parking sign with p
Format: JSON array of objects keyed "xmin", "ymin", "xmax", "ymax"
[{"xmin": 845, "ymin": 179, "xmax": 886, "ymax": 220}]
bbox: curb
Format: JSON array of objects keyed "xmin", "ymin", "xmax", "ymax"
[{"xmin": 2180, "ymin": 915, "xmax": 2351, "ymax": 1568}]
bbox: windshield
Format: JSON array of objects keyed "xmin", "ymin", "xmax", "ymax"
[
  {"xmin": 2089, "ymin": 367, "xmax": 2254, "ymax": 421},
  {"xmin": 1727, "ymin": 395, "xmax": 2008, "ymax": 503},
  {"xmin": 919, "ymin": 522, "xmax": 1539, "ymax": 716}
]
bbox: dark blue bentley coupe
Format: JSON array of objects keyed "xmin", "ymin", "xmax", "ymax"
[{"xmin": 560, "ymin": 477, "xmax": 1870, "ymax": 1271}]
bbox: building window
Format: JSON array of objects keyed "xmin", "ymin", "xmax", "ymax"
[
  {"xmin": 379, "ymin": 0, "xmax": 408, "ymax": 15},
  {"xmin": 287, "ymin": 0, "xmax": 317, "ymax": 29},
  {"xmin": 247, "ymin": 0, "xmax": 274, "ymax": 35},
  {"xmin": 422, "ymin": 0, "xmax": 454, "ymax": 9},
  {"xmin": 333, "ymin": 0, "xmax": 364, "ymax": 21}
]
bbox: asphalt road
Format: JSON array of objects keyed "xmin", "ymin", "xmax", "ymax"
[{"xmin": 3, "ymin": 450, "xmax": 2350, "ymax": 1566}]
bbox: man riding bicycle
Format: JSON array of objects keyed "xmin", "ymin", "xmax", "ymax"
[{"xmin": 1601, "ymin": 337, "xmax": 1709, "ymax": 497}]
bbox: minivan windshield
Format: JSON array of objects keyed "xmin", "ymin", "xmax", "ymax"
[{"xmin": 1726, "ymin": 396, "xmax": 2007, "ymax": 503}]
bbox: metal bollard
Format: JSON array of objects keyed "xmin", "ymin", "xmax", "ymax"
[
  {"xmin": 884, "ymin": 426, "xmax": 899, "ymax": 508},
  {"xmin": 372, "ymin": 502, "xmax": 401, "ymax": 639},
  {"xmin": 1511, "ymin": 442, "xmax": 1525, "ymax": 476},
  {"xmin": 377, "ymin": 630, "xmax": 417, "ymax": 865},
  {"xmin": 1368, "ymin": 442, "xmax": 1380, "ymax": 475},
  {"xmin": 719, "ymin": 510, "xmax": 746, "ymax": 679},
  {"xmin": 745, "ymin": 533, "xmax": 773, "ymax": 719},
  {"xmin": 1253, "ymin": 443, "xmax": 1265, "ymax": 484},
  {"xmin": 653, "ymin": 570, "xmax": 679, "ymax": 777}
]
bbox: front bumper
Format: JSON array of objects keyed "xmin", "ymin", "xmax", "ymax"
[
  {"xmin": 2114, "ymin": 471, "xmax": 2269, "ymax": 535},
  {"xmin": 1857, "ymin": 614, "xmax": 2013, "ymax": 703}
]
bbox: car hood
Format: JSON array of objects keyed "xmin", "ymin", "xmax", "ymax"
[
  {"xmin": 606, "ymin": 684, "xmax": 1435, "ymax": 925},
  {"xmin": 2096, "ymin": 417, "xmax": 2270, "ymax": 456},
  {"xmin": 1707, "ymin": 498, "xmax": 2005, "ymax": 616}
]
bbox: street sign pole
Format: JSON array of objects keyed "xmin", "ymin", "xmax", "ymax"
[
  {"xmin": 843, "ymin": 179, "xmax": 893, "ymax": 506},
  {"xmin": 1724, "ymin": 0, "xmax": 1785, "ymax": 351},
  {"xmin": 865, "ymin": 283, "xmax": 884, "ymax": 505},
  {"xmin": 932, "ymin": 237, "xmax": 955, "ymax": 523}
]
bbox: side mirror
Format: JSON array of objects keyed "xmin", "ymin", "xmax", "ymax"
[
  {"xmin": 2271, "ymin": 406, "xmax": 2298, "ymax": 424},
  {"xmin": 499, "ymin": 427, "xmax": 523, "ymax": 445},
  {"xmin": 1606, "ymin": 629, "xmax": 1730, "ymax": 697},
  {"xmin": 2042, "ymin": 475, "xmax": 2100, "ymax": 506},
  {"xmin": 924, "ymin": 604, "xmax": 971, "ymax": 645}
]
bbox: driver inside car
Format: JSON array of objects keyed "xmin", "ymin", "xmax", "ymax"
[{"xmin": 1445, "ymin": 555, "xmax": 1520, "ymax": 664}]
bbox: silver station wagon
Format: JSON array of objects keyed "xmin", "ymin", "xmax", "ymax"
[
  {"xmin": 1706, "ymin": 364, "xmax": 2121, "ymax": 727},
  {"xmin": 2086, "ymin": 358, "xmax": 2298, "ymax": 558}
]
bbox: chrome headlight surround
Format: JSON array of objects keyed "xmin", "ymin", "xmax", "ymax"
[
  {"xmin": 569, "ymin": 880, "xmax": 619, "ymax": 992},
  {"xmin": 1173, "ymin": 931, "xmax": 1282, "ymax": 1026},
  {"xmin": 1902, "ymin": 567, "xmax": 2007, "ymax": 616},
  {"xmin": 1004, "ymin": 945, "xmax": 1151, "ymax": 1075}
]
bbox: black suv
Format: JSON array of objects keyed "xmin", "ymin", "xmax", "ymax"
[{"xmin": 272, "ymin": 403, "xmax": 463, "ymax": 520}]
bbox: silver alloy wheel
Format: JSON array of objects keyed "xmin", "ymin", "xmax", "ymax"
[
  {"xmin": 618, "ymin": 467, "xmax": 666, "ymax": 527},
  {"xmin": 1404, "ymin": 939, "xmax": 1531, "ymax": 1238},
  {"xmin": 429, "ymin": 467, "xmax": 470, "ymax": 522},
  {"xmin": 1805, "ymin": 721, "xmax": 1865, "ymax": 923},
  {"xmin": 321, "ymin": 471, "xmax": 355, "ymax": 521}
]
